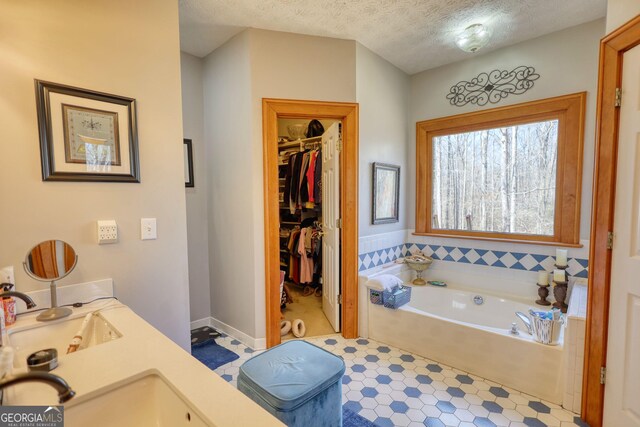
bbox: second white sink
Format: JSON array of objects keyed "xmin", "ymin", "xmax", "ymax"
[
  {"xmin": 7, "ymin": 312, "xmax": 121, "ymax": 368},
  {"xmin": 65, "ymin": 371, "xmax": 209, "ymax": 426}
]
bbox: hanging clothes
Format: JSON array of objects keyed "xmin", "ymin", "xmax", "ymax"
[
  {"xmin": 305, "ymin": 150, "xmax": 318, "ymax": 208},
  {"xmin": 283, "ymin": 153, "xmax": 294, "ymax": 212},
  {"xmin": 289, "ymin": 152, "xmax": 304, "ymax": 214},
  {"xmin": 283, "ymin": 149, "xmax": 322, "ymax": 213},
  {"xmin": 298, "ymin": 151, "xmax": 311, "ymax": 208},
  {"xmin": 279, "ymin": 148, "xmax": 298, "ymax": 165},
  {"xmin": 314, "ymin": 150, "xmax": 322, "ymax": 204},
  {"xmin": 311, "ymin": 225, "xmax": 323, "ymax": 277},
  {"xmin": 304, "ymin": 226, "xmax": 313, "ymax": 252},
  {"xmin": 298, "ymin": 227, "xmax": 314, "ymax": 284},
  {"xmin": 287, "ymin": 228, "xmax": 301, "ymax": 283}
]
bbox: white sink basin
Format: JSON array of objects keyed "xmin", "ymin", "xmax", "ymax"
[
  {"xmin": 7, "ymin": 313, "xmax": 121, "ymax": 368},
  {"xmin": 65, "ymin": 372, "xmax": 209, "ymax": 427}
]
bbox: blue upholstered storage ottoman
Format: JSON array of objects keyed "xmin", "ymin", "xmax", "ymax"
[{"xmin": 238, "ymin": 340, "xmax": 345, "ymax": 427}]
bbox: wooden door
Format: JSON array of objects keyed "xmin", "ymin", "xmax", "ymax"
[
  {"xmin": 603, "ymin": 44, "xmax": 640, "ymax": 427},
  {"xmin": 322, "ymin": 122, "xmax": 341, "ymax": 332}
]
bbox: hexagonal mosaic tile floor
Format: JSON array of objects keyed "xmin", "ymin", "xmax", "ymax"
[{"xmin": 207, "ymin": 333, "xmax": 589, "ymax": 427}]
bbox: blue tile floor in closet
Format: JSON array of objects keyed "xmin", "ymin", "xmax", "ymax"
[{"xmin": 211, "ymin": 334, "xmax": 588, "ymax": 427}]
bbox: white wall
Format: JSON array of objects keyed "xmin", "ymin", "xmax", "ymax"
[
  {"xmin": 202, "ymin": 31, "xmax": 256, "ymax": 339},
  {"xmin": 356, "ymin": 43, "xmax": 411, "ymax": 238},
  {"xmin": 408, "ymin": 19, "xmax": 605, "ymax": 242},
  {"xmin": 180, "ymin": 52, "xmax": 211, "ymax": 322},
  {"xmin": 607, "ymin": 0, "xmax": 640, "ymax": 32},
  {"xmin": 0, "ymin": 0, "xmax": 191, "ymax": 349},
  {"xmin": 248, "ymin": 29, "xmax": 357, "ymax": 104}
]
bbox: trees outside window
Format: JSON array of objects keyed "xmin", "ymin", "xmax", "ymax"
[{"xmin": 416, "ymin": 93, "xmax": 585, "ymax": 246}]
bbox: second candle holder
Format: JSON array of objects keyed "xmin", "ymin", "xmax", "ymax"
[{"xmin": 552, "ymin": 264, "xmax": 569, "ymax": 313}]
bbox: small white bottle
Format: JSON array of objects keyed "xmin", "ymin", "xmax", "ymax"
[{"xmin": 0, "ymin": 346, "xmax": 14, "ymax": 378}]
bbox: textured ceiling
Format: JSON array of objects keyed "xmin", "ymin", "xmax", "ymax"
[{"xmin": 179, "ymin": 0, "xmax": 606, "ymax": 75}]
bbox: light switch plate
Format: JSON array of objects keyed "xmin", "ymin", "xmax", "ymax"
[
  {"xmin": 97, "ymin": 220, "xmax": 118, "ymax": 244},
  {"xmin": 141, "ymin": 218, "xmax": 157, "ymax": 240}
]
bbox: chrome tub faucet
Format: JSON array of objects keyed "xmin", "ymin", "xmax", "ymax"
[{"xmin": 515, "ymin": 311, "xmax": 533, "ymax": 335}]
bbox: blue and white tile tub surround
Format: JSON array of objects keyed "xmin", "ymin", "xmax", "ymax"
[{"xmin": 358, "ymin": 231, "xmax": 589, "ymax": 278}]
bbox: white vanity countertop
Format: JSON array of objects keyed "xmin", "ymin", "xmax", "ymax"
[{"xmin": 2, "ymin": 300, "xmax": 283, "ymax": 427}]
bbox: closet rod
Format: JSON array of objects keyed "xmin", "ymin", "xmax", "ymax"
[
  {"xmin": 278, "ymin": 135, "xmax": 322, "ymax": 149},
  {"xmin": 303, "ymin": 140, "xmax": 322, "ymax": 150}
]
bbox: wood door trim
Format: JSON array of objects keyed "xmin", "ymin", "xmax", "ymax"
[
  {"xmin": 262, "ymin": 98, "xmax": 359, "ymax": 348},
  {"xmin": 583, "ymin": 14, "xmax": 640, "ymax": 427}
]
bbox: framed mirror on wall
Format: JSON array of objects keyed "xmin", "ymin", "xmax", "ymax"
[{"xmin": 372, "ymin": 162, "xmax": 400, "ymax": 225}]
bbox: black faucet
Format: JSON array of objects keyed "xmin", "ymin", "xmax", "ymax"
[
  {"xmin": 0, "ymin": 283, "xmax": 37, "ymax": 309},
  {"xmin": 0, "ymin": 372, "xmax": 75, "ymax": 404},
  {"xmin": 0, "ymin": 285, "xmax": 37, "ymax": 347}
]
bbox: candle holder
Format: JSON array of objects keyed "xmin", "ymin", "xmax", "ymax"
[
  {"xmin": 552, "ymin": 265, "xmax": 569, "ymax": 313},
  {"xmin": 536, "ymin": 283, "xmax": 551, "ymax": 306},
  {"xmin": 536, "ymin": 284, "xmax": 551, "ymax": 306}
]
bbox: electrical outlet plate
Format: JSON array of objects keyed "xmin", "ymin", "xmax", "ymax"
[
  {"xmin": 97, "ymin": 220, "xmax": 118, "ymax": 244},
  {"xmin": 141, "ymin": 218, "xmax": 157, "ymax": 240}
]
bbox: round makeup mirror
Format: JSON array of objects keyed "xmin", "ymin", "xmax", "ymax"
[
  {"xmin": 24, "ymin": 240, "xmax": 77, "ymax": 321},
  {"xmin": 24, "ymin": 240, "xmax": 77, "ymax": 281}
]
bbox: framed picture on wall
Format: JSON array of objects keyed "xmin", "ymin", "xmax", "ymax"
[
  {"xmin": 35, "ymin": 80, "xmax": 140, "ymax": 182},
  {"xmin": 184, "ymin": 138, "xmax": 194, "ymax": 188},
  {"xmin": 372, "ymin": 162, "xmax": 400, "ymax": 224}
]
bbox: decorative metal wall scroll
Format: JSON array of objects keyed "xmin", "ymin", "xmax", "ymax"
[{"xmin": 446, "ymin": 66, "xmax": 540, "ymax": 107}]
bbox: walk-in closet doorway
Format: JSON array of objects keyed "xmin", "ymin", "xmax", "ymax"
[{"xmin": 262, "ymin": 99, "xmax": 359, "ymax": 348}]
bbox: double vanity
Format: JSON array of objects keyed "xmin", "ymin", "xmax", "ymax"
[
  {"xmin": 0, "ymin": 239, "xmax": 283, "ymax": 426},
  {"xmin": 3, "ymin": 298, "xmax": 283, "ymax": 426}
]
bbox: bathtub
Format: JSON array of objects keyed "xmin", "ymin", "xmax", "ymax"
[{"xmin": 359, "ymin": 265, "xmax": 564, "ymax": 404}]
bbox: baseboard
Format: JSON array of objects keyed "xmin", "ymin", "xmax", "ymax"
[
  {"xmin": 190, "ymin": 317, "xmax": 211, "ymax": 330},
  {"xmin": 191, "ymin": 316, "xmax": 266, "ymax": 350},
  {"xmin": 253, "ymin": 337, "xmax": 266, "ymax": 350}
]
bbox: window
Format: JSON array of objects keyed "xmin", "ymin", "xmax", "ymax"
[{"xmin": 415, "ymin": 93, "xmax": 586, "ymax": 246}]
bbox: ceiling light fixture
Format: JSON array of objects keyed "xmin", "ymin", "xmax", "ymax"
[{"xmin": 456, "ymin": 24, "xmax": 492, "ymax": 53}]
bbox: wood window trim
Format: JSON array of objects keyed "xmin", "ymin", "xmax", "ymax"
[
  {"xmin": 262, "ymin": 98, "xmax": 359, "ymax": 348},
  {"xmin": 582, "ymin": 15, "xmax": 640, "ymax": 427},
  {"xmin": 415, "ymin": 93, "xmax": 586, "ymax": 246}
]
